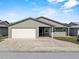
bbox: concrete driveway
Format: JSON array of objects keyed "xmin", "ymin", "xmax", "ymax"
[{"xmin": 0, "ymin": 37, "xmax": 79, "ymax": 52}]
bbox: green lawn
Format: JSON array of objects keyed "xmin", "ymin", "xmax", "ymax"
[{"xmin": 54, "ymin": 36, "xmax": 79, "ymax": 44}]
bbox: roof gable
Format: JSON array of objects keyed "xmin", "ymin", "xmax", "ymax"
[
  {"xmin": 9, "ymin": 17, "xmax": 52, "ymax": 27},
  {"xmin": 0, "ymin": 20, "xmax": 9, "ymax": 27},
  {"xmin": 69, "ymin": 22, "xmax": 79, "ymax": 28},
  {"xmin": 36, "ymin": 16, "xmax": 67, "ymax": 27}
]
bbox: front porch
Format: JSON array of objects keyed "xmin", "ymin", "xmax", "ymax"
[{"xmin": 38, "ymin": 27, "xmax": 53, "ymax": 37}]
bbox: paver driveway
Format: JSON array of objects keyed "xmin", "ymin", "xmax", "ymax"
[{"xmin": 0, "ymin": 37, "xmax": 79, "ymax": 52}]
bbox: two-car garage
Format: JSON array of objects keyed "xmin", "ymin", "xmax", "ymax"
[{"xmin": 12, "ymin": 29, "xmax": 36, "ymax": 39}]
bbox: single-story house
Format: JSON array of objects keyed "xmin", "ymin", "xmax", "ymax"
[
  {"xmin": 0, "ymin": 20, "xmax": 9, "ymax": 36},
  {"xmin": 8, "ymin": 17, "xmax": 68, "ymax": 39},
  {"xmin": 68, "ymin": 22, "xmax": 79, "ymax": 36}
]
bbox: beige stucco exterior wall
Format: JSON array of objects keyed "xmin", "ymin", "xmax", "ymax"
[
  {"xmin": 8, "ymin": 19, "xmax": 51, "ymax": 38},
  {"xmin": 53, "ymin": 32, "xmax": 67, "ymax": 37}
]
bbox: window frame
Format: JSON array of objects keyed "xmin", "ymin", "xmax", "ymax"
[{"xmin": 53, "ymin": 27, "xmax": 66, "ymax": 32}]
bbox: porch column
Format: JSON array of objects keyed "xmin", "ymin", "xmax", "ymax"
[
  {"xmin": 51, "ymin": 27, "xmax": 53, "ymax": 38},
  {"xmin": 67, "ymin": 27, "xmax": 70, "ymax": 36},
  {"xmin": 37, "ymin": 27, "xmax": 39, "ymax": 38}
]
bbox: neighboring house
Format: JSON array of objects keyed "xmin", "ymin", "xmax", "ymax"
[
  {"xmin": 68, "ymin": 22, "xmax": 79, "ymax": 36},
  {"xmin": 8, "ymin": 17, "xmax": 68, "ymax": 39},
  {"xmin": 0, "ymin": 20, "xmax": 9, "ymax": 36}
]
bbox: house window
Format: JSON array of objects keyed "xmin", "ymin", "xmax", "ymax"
[
  {"xmin": 44, "ymin": 28, "xmax": 49, "ymax": 32},
  {"xmin": 53, "ymin": 27, "xmax": 66, "ymax": 32}
]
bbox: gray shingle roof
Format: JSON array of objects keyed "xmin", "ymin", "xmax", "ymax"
[
  {"xmin": 0, "ymin": 21, "xmax": 9, "ymax": 27},
  {"xmin": 69, "ymin": 22, "xmax": 79, "ymax": 25},
  {"xmin": 69, "ymin": 22, "xmax": 79, "ymax": 28},
  {"xmin": 72, "ymin": 22, "xmax": 79, "ymax": 25},
  {"xmin": 70, "ymin": 25, "xmax": 79, "ymax": 28}
]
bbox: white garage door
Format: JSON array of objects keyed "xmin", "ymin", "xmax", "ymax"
[{"xmin": 12, "ymin": 29, "xmax": 36, "ymax": 39}]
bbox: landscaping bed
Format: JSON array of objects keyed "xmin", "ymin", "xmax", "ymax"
[{"xmin": 54, "ymin": 36, "xmax": 79, "ymax": 44}]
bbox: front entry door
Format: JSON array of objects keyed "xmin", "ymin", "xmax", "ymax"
[
  {"xmin": 39, "ymin": 27, "xmax": 50, "ymax": 37},
  {"xmin": 44, "ymin": 27, "xmax": 50, "ymax": 36}
]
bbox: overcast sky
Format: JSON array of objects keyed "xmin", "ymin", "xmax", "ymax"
[{"xmin": 0, "ymin": 0, "xmax": 79, "ymax": 23}]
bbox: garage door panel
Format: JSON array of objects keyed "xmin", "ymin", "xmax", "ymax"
[{"xmin": 12, "ymin": 29, "xmax": 36, "ymax": 39}]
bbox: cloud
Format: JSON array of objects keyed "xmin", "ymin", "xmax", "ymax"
[
  {"xmin": 48, "ymin": 0, "xmax": 79, "ymax": 9},
  {"xmin": 63, "ymin": 0, "xmax": 79, "ymax": 8},
  {"xmin": 0, "ymin": 12, "xmax": 27, "ymax": 22},
  {"xmin": 6, "ymin": 12, "xmax": 18, "ymax": 16},
  {"xmin": 40, "ymin": 8, "xmax": 57, "ymax": 17},
  {"xmin": 48, "ymin": 0, "xmax": 66, "ymax": 3},
  {"xmin": 63, "ymin": 9, "xmax": 73, "ymax": 13}
]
